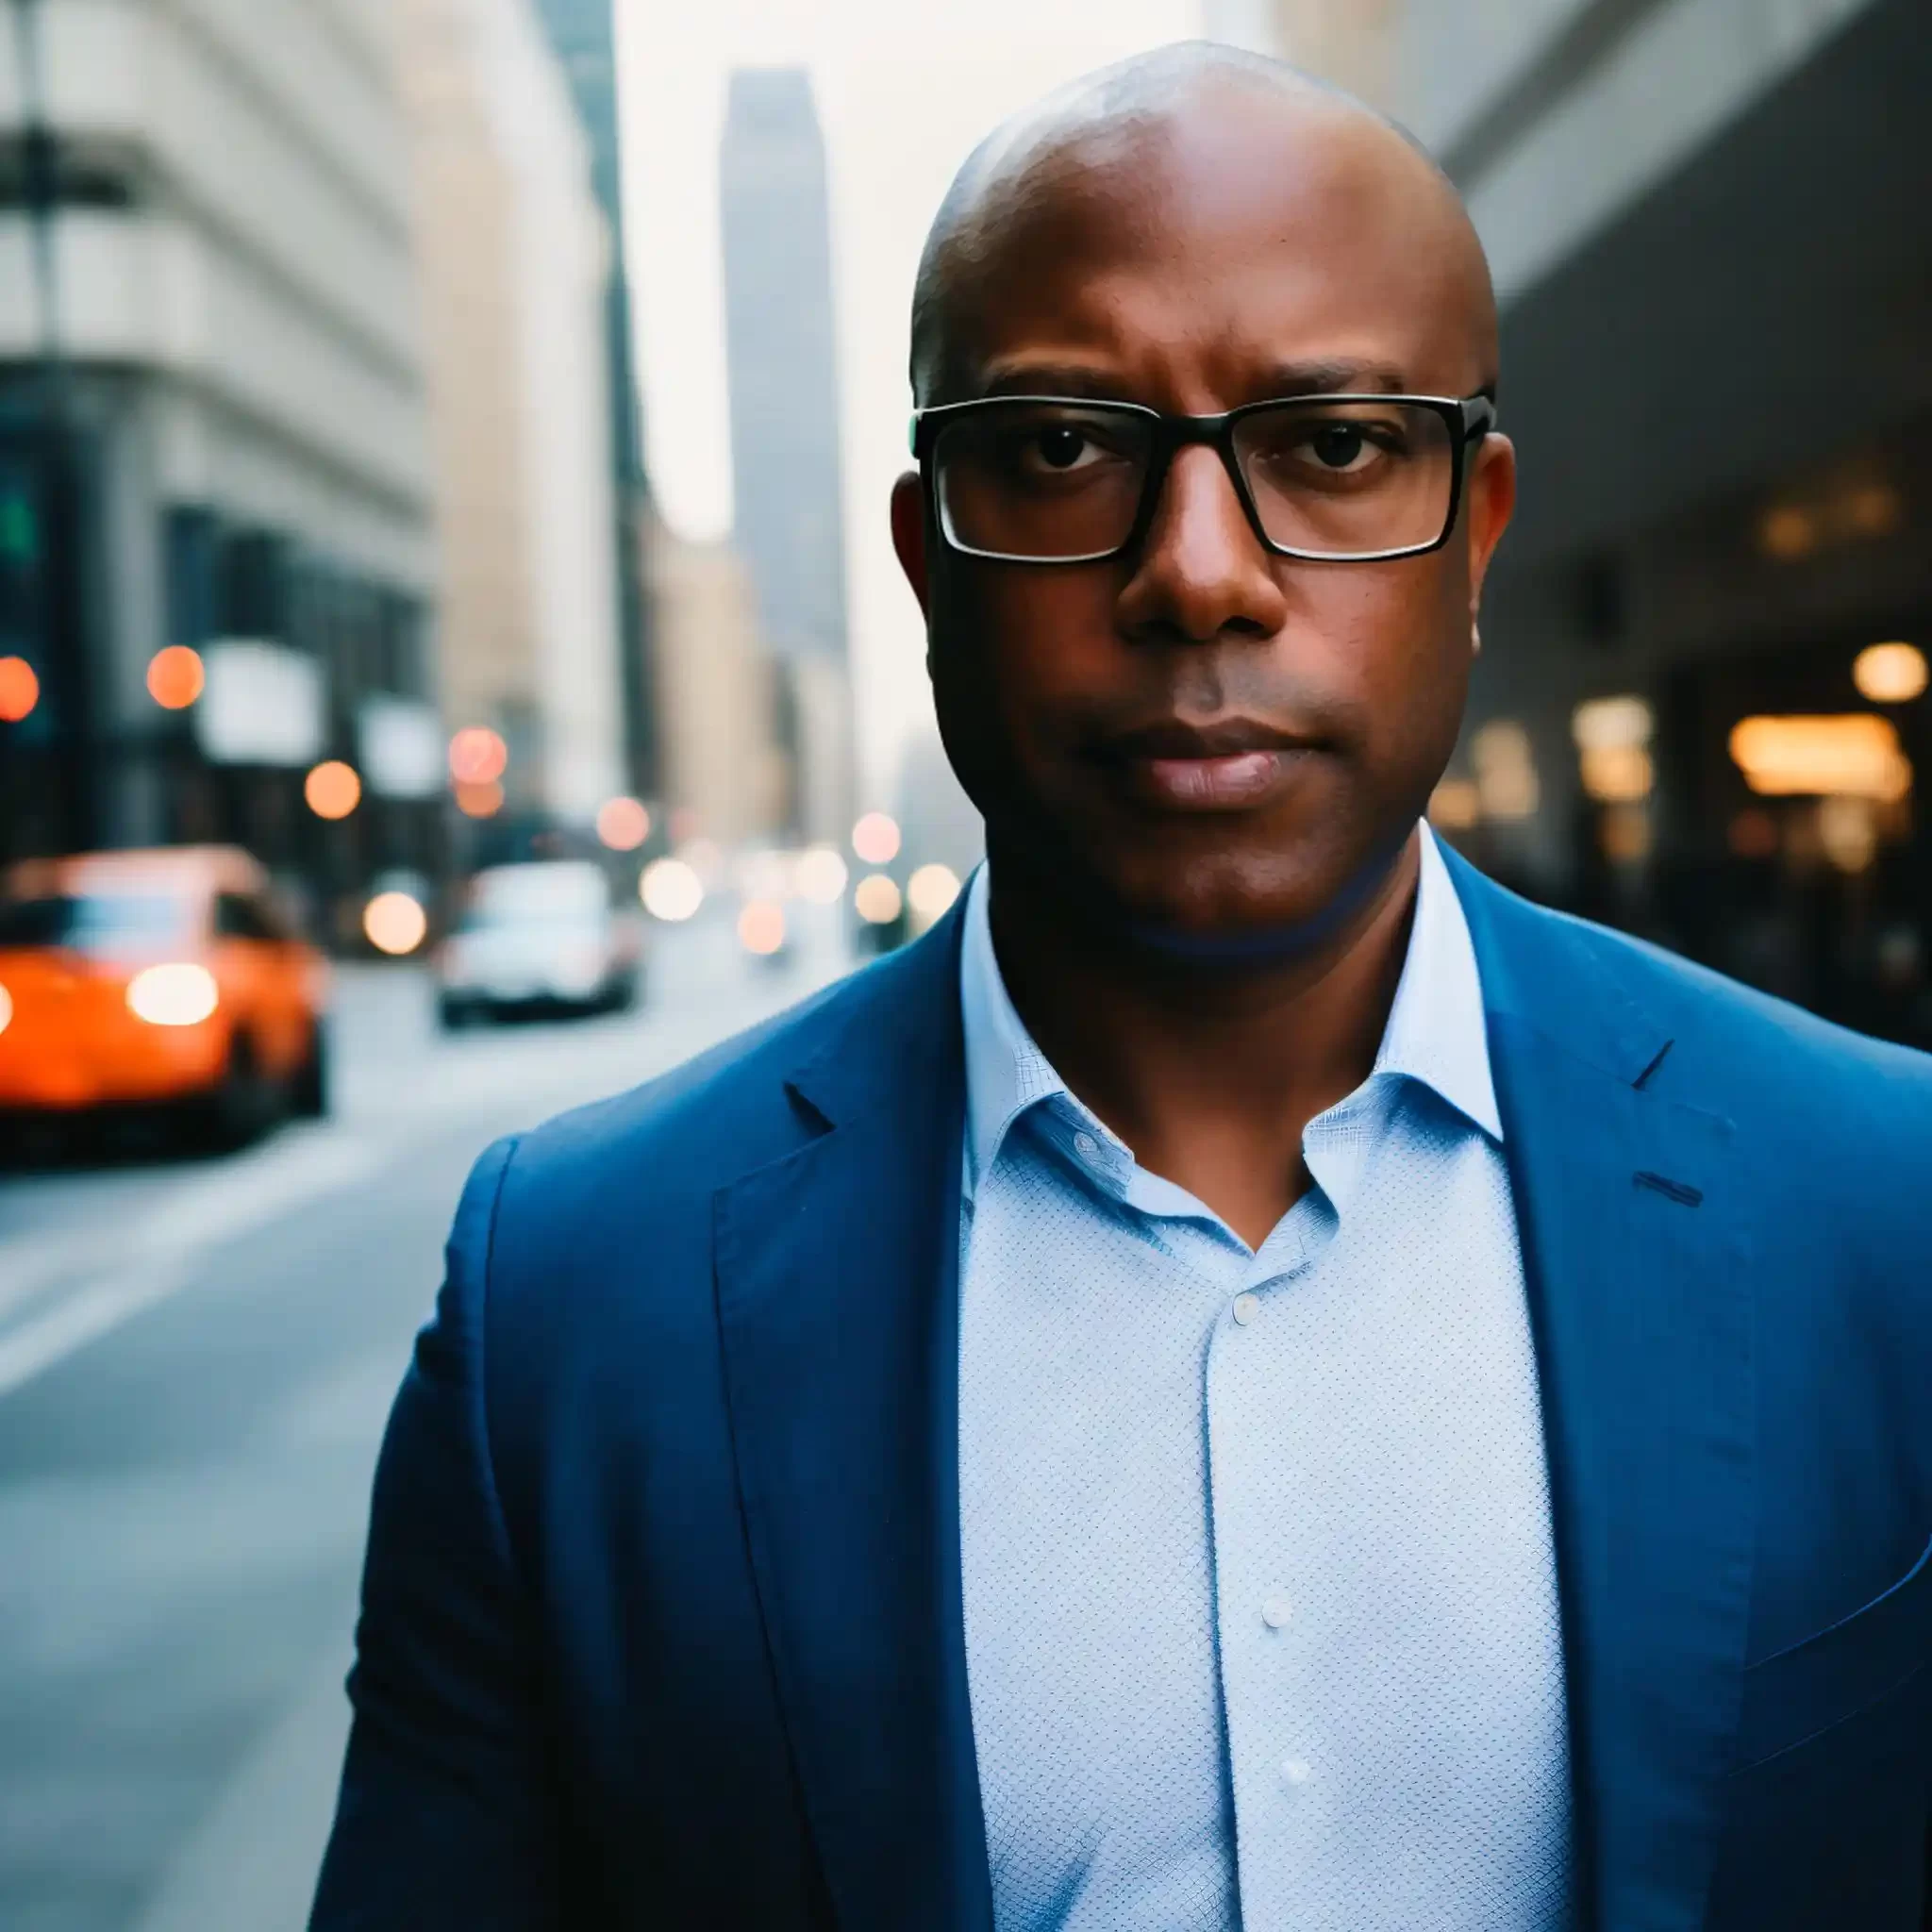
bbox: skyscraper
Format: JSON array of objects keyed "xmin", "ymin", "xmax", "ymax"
[
  {"xmin": 719, "ymin": 68, "xmax": 854, "ymax": 843},
  {"xmin": 527, "ymin": 0, "xmax": 658, "ymax": 795},
  {"xmin": 401, "ymin": 0, "xmax": 627, "ymax": 826}
]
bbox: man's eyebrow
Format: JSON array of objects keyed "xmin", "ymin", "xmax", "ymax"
[
  {"xmin": 975, "ymin": 362, "xmax": 1131, "ymax": 400},
  {"xmin": 965, "ymin": 358, "xmax": 1414, "ymax": 403},
  {"xmin": 1259, "ymin": 360, "xmax": 1409, "ymax": 396}
]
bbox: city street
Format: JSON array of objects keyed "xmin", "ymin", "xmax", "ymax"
[{"xmin": 0, "ymin": 916, "xmax": 848, "ymax": 1932}]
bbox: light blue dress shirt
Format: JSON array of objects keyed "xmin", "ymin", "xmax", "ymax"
[{"xmin": 957, "ymin": 825, "xmax": 1574, "ymax": 1931}]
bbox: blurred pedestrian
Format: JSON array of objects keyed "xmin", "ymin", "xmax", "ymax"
[{"xmin": 313, "ymin": 42, "xmax": 1932, "ymax": 1932}]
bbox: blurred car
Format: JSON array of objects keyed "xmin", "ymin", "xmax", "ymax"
[
  {"xmin": 436, "ymin": 860, "xmax": 641, "ymax": 1029},
  {"xmin": 0, "ymin": 846, "xmax": 330, "ymax": 1145}
]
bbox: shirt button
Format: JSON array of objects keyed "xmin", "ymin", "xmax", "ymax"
[
  {"xmin": 1261, "ymin": 1594, "xmax": 1292, "ymax": 1629},
  {"xmin": 1074, "ymin": 1131, "xmax": 1100, "ymax": 1160},
  {"xmin": 1281, "ymin": 1757, "xmax": 1313, "ymax": 1787},
  {"xmin": 1231, "ymin": 1293, "xmax": 1260, "ymax": 1326}
]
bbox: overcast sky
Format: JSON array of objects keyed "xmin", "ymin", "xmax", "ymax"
[{"xmin": 615, "ymin": 0, "xmax": 1206, "ymax": 809}]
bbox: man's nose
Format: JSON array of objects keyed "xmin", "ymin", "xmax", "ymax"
[{"xmin": 1116, "ymin": 443, "xmax": 1289, "ymax": 645}]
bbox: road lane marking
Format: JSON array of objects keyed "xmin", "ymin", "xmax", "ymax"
[{"xmin": 0, "ymin": 1135, "xmax": 382, "ymax": 1399}]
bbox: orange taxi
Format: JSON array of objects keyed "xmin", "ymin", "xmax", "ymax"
[{"xmin": 0, "ymin": 846, "xmax": 330, "ymax": 1144}]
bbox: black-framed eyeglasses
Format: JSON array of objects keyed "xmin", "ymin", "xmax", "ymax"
[{"xmin": 911, "ymin": 391, "xmax": 1497, "ymax": 564}]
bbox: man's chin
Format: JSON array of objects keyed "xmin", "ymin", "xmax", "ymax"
[{"xmin": 1093, "ymin": 837, "xmax": 1414, "ymax": 970}]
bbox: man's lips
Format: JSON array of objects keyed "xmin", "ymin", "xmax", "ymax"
[{"xmin": 1092, "ymin": 720, "xmax": 1329, "ymax": 811}]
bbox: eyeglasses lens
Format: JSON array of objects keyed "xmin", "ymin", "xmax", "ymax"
[
  {"xmin": 935, "ymin": 404, "xmax": 1153, "ymax": 561},
  {"xmin": 1232, "ymin": 401, "xmax": 1456, "ymax": 558}
]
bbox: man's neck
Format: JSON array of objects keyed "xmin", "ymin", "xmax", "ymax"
[{"xmin": 984, "ymin": 831, "xmax": 1424, "ymax": 1249}]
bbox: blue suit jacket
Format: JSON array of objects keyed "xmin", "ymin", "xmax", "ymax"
[{"xmin": 312, "ymin": 852, "xmax": 1932, "ymax": 1930}]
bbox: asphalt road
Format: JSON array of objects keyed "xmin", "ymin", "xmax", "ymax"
[{"xmin": 0, "ymin": 912, "xmax": 849, "ymax": 1932}]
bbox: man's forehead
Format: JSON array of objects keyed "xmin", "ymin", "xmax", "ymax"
[
  {"xmin": 913, "ymin": 57, "xmax": 1496, "ymax": 405},
  {"xmin": 946, "ymin": 145, "xmax": 1484, "ymax": 401}
]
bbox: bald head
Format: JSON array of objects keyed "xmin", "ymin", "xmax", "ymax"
[{"xmin": 909, "ymin": 41, "xmax": 1497, "ymax": 407}]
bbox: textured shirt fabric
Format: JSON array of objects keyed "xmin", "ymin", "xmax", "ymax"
[{"xmin": 956, "ymin": 826, "xmax": 1574, "ymax": 1932}]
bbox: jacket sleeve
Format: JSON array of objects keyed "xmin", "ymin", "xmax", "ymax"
[{"xmin": 309, "ymin": 1137, "xmax": 559, "ymax": 1930}]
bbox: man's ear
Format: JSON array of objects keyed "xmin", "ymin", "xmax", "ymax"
[
  {"xmin": 1465, "ymin": 432, "xmax": 1516, "ymax": 629},
  {"xmin": 891, "ymin": 470, "xmax": 931, "ymax": 619}
]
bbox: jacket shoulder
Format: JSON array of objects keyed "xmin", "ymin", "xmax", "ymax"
[
  {"xmin": 1552, "ymin": 899, "xmax": 1930, "ymax": 1104},
  {"xmin": 471, "ymin": 917, "xmax": 958, "ymax": 1256},
  {"xmin": 1457, "ymin": 865, "xmax": 1932, "ymax": 1220}
]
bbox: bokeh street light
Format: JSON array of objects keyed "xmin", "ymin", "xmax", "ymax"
[
  {"xmin": 907, "ymin": 863, "xmax": 962, "ymax": 925},
  {"xmin": 1853, "ymin": 641, "xmax": 1927, "ymax": 705},
  {"xmin": 455, "ymin": 781, "xmax": 505, "ymax": 819},
  {"xmin": 363, "ymin": 891, "xmax": 429, "ymax": 957},
  {"xmin": 145, "ymin": 645, "xmax": 206, "ymax": 710},
  {"xmin": 641, "ymin": 858, "xmax": 704, "ymax": 923},
  {"xmin": 852, "ymin": 812, "xmax": 901, "ymax": 866},
  {"xmin": 596, "ymin": 796, "xmax": 652, "ymax": 851},
  {"xmin": 854, "ymin": 874, "xmax": 903, "ymax": 924},
  {"xmin": 0, "ymin": 656, "xmax": 40, "ymax": 723},
  {"xmin": 305, "ymin": 760, "xmax": 362, "ymax": 821},
  {"xmin": 738, "ymin": 901, "xmax": 787, "ymax": 957},
  {"xmin": 794, "ymin": 845, "xmax": 849, "ymax": 905},
  {"xmin": 449, "ymin": 726, "xmax": 508, "ymax": 786}
]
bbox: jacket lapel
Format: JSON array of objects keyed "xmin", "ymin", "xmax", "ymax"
[
  {"xmin": 1447, "ymin": 852, "xmax": 1755, "ymax": 1932},
  {"xmin": 713, "ymin": 911, "xmax": 991, "ymax": 1932}
]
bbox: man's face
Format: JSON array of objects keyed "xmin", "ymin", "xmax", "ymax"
[{"xmin": 893, "ymin": 99, "xmax": 1516, "ymax": 945}]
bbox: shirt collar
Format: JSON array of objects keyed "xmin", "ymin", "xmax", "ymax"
[
  {"xmin": 958, "ymin": 823, "xmax": 1503, "ymax": 1200},
  {"xmin": 1374, "ymin": 822, "xmax": 1504, "ymax": 1143}
]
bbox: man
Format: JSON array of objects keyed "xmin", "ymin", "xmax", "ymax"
[{"xmin": 312, "ymin": 44, "xmax": 1932, "ymax": 1932}]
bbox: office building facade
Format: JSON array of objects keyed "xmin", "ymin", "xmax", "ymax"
[
  {"xmin": 0, "ymin": 0, "xmax": 441, "ymax": 923},
  {"xmin": 400, "ymin": 0, "xmax": 628, "ymax": 829}
]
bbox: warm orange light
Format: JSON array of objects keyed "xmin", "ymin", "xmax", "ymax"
[
  {"xmin": 0, "ymin": 656, "xmax": 39, "ymax": 723},
  {"xmin": 1471, "ymin": 720, "xmax": 1540, "ymax": 821},
  {"xmin": 146, "ymin": 645, "xmax": 206, "ymax": 710},
  {"xmin": 1758, "ymin": 506, "xmax": 1817, "ymax": 562},
  {"xmin": 1817, "ymin": 795, "xmax": 1877, "ymax": 874},
  {"xmin": 1579, "ymin": 745, "xmax": 1655, "ymax": 804},
  {"xmin": 1599, "ymin": 804, "xmax": 1652, "ymax": 865},
  {"xmin": 305, "ymin": 759, "xmax": 362, "ymax": 820},
  {"xmin": 738, "ymin": 900, "xmax": 787, "ymax": 957},
  {"xmin": 852, "ymin": 811, "xmax": 902, "ymax": 866},
  {"xmin": 449, "ymin": 726, "xmax": 508, "ymax": 786},
  {"xmin": 455, "ymin": 780, "xmax": 505, "ymax": 819},
  {"xmin": 1841, "ymin": 484, "xmax": 1902, "ymax": 539},
  {"xmin": 1728, "ymin": 714, "xmax": 1912, "ymax": 802},
  {"xmin": 1852, "ymin": 642, "xmax": 1927, "ymax": 705},
  {"xmin": 1427, "ymin": 778, "xmax": 1481, "ymax": 830},
  {"xmin": 596, "ymin": 795, "xmax": 651, "ymax": 851},
  {"xmin": 1728, "ymin": 808, "xmax": 1779, "ymax": 859}
]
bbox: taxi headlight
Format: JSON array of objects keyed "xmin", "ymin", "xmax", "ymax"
[
  {"xmin": 0, "ymin": 981, "xmax": 12, "ymax": 1037},
  {"xmin": 126, "ymin": 962, "xmax": 220, "ymax": 1027}
]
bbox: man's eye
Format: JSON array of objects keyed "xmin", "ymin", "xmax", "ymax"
[
  {"xmin": 1305, "ymin": 423, "xmax": 1374, "ymax": 471},
  {"xmin": 1027, "ymin": 425, "xmax": 1097, "ymax": 471}
]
